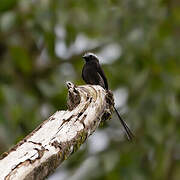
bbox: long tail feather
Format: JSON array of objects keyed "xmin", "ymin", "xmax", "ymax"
[{"xmin": 113, "ymin": 106, "xmax": 134, "ymax": 141}]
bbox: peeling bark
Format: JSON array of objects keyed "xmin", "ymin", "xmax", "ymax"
[{"xmin": 0, "ymin": 82, "xmax": 114, "ymax": 180}]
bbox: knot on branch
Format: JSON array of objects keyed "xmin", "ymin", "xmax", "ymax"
[
  {"xmin": 101, "ymin": 90, "xmax": 115, "ymax": 123},
  {"xmin": 66, "ymin": 81, "xmax": 114, "ymax": 124},
  {"xmin": 66, "ymin": 81, "xmax": 81, "ymax": 111}
]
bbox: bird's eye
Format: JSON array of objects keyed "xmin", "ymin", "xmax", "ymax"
[{"xmin": 90, "ymin": 55, "xmax": 93, "ymax": 58}]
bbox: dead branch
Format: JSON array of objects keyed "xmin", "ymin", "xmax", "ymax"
[{"xmin": 0, "ymin": 82, "xmax": 114, "ymax": 180}]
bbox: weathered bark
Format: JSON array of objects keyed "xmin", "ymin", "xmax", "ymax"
[{"xmin": 0, "ymin": 82, "xmax": 114, "ymax": 180}]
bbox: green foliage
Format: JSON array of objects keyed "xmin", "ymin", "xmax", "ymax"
[
  {"xmin": 0, "ymin": 0, "xmax": 179, "ymax": 179},
  {"xmin": 0, "ymin": 0, "xmax": 17, "ymax": 12}
]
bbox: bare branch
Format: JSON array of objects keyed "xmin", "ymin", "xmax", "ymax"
[{"xmin": 0, "ymin": 82, "xmax": 114, "ymax": 180}]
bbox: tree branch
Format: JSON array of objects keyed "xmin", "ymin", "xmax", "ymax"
[{"xmin": 0, "ymin": 82, "xmax": 114, "ymax": 180}]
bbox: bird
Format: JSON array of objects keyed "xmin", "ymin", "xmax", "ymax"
[{"xmin": 82, "ymin": 52, "xmax": 134, "ymax": 141}]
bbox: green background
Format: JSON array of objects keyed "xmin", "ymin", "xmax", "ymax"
[{"xmin": 0, "ymin": 0, "xmax": 180, "ymax": 179}]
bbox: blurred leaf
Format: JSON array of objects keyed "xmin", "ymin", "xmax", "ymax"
[
  {"xmin": 10, "ymin": 46, "xmax": 32, "ymax": 74},
  {"xmin": 0, "ymin": 0, "xmax": 17, "ymax": 12}
]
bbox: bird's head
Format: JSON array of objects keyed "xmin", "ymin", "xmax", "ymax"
[{"xmin": 82, "ymin": 52, "xmax": 99, "ymax": 62}]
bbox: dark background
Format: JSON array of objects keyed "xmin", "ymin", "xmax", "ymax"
[{"xmin": 0, "ymin": 0, "xmax": 180, "ymax": 179}]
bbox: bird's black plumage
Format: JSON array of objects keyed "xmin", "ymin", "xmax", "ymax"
[
  {"xmin": 82, "ymin": 53, "xmax": 108, "ymax": 90},
  {"xmin": 82, "ymin": 52, "xmax": 134, "ymax": 141}
]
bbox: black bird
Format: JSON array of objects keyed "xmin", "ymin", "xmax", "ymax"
[{"xmin": 82, "ymin": 52, "xmax": 134, "ymax": 141}]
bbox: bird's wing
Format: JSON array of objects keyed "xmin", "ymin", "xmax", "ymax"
[{"xmin": 97, "ymin": 64, "xmax": 108, "ymax": 90}]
